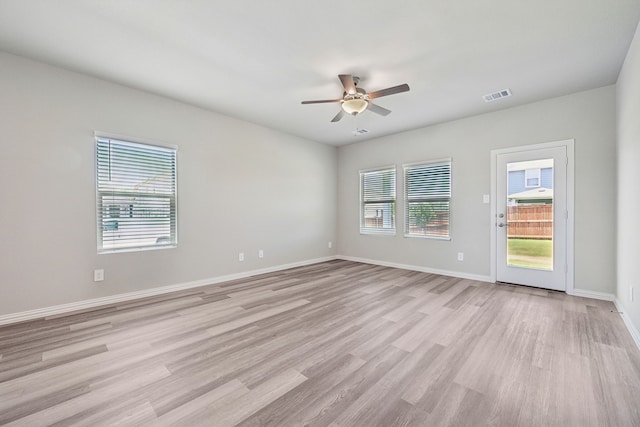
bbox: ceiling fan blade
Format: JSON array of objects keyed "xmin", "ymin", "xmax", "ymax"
[
  {"xmin": 367, "ymin": 83, "xmax": 410, "ymax": 99},
  {"xmin": 367, "ymin": 102, "xmax": 392, "ymax": 116},
  {"xmin": 301, "ymin": 99, "xmax": 342, "ymax": 104},
  {"xmin": 338, "ymin": 74, "xmax": 357, "ymax": 95},
  {"xmin": 331, "ymin": 110, "xmax": 345, "ymax": 122}
]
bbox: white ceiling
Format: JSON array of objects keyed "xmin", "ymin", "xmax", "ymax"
[{"xmin": 1, "ymin": 1, "xmax": 639, "ymax": 146}]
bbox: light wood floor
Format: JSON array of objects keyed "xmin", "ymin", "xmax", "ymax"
[{"xmin": 1, "ymin": 260, "xmax": 639, "ymax": 426}]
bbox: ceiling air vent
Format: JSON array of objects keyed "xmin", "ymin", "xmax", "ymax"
[
  {"xmin": 483, "ymin": 89, "xmax": 512, "ymax": 103},
  {"xmin": 353, "ymin": 128, "xmax": 369, "ymax": 136}
]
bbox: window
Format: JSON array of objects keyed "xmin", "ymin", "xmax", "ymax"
[
  {"xmin": 404, "ymin": 159, "xmax": 451, "ymax": 239},
  {"xmin": 525, "ymin": 168, "xmax": 541, "ymax": 187},
  {"xmin": 360, "ymin": 167, "xmax": 396, "ymax": 234},
  {"xmin": 96, "ymin": 136, "xmax": 177, "ymax": 252}
]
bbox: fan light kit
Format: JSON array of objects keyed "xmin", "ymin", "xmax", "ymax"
[
  {"xmin": 301, "ymin": 74, "xmax": 410, "ymax": 122},
  {"xmin": 342, "ymin": 98, "xmax": 368, "ymax": 115}
]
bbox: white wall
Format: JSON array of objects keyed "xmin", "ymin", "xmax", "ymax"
[
  {"xmin": 0, "ymin": 52, "xmax": 337, "ymax": 316},
  {"xmin": 616, "ymin": 21, "xmax": 640, "ymax": 336},
  {"xmin": 338, "ymin": 86, "xmax": 616, "ymax": 293},
  {"xmin": 0, "ymin": 48, "xmax": 625, "ymax": 319}
]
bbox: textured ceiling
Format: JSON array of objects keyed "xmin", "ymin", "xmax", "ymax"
[{"xmin": 1, "ymin": 0, "xmax": 639, "ymax": 145}]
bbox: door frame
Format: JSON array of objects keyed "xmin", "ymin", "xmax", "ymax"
[{"xmin": 490, "ymin": 139, "xmax": 575, "ymax": 294}]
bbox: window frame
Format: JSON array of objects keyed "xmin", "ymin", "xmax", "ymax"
[
  {"xmin": 95, "ymin": 133, "xmax": 178, "ymax": 254},
  {"xmin": 359, "ymin": 165, "xmax": 397, "ymax": 235},
  {"xmin": 403, "ymin": 158, "xmax": 452, "ymax": 240},
  {"xmin": 524, "ymin": 168, "xmax": 541, "ymax": 188}
]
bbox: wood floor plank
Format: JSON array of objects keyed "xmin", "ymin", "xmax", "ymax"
[
  {"xmin": 289, "ymin": 345, "xmax": 410, "ymax": 427},
  {"xmin": 4, "ymin": 364, "xmax": 170, "ymax": 426},
  {"xmin": 213, "ymin": 368, "xmax": 307, "ymax": 427},
  {"xmin": 205, "ymin": 299, "xmax": 310, "ymax": 337},
  {"xmin": 0, "ymin": 260, "xmax": 639, "ymax": 426},
  {"xmin": 236, "ymin": 353, "xmax": 367, "ymax": 427},
  {"xmin": 332, "ymin": 341, "xmax": 444, "ymax": 427},
  {"xmin": 155, "ymin": 379, "xmax": 250, "ymax": 426}
]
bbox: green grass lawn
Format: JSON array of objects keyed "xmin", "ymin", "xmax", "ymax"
[
  {"xmin": 508, "ymin": 238, "xmax": 552, "ymax": 257},
  {"xmin": 507, "ymin": 238, "xmax": 553, "ymax": 270}
]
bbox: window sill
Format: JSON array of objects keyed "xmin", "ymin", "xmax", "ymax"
[
  {"xmin": 360, "ymin": 229, "xmax": 396, "ymax": 236},
  {"xmin": 403, "ymin": 234, "xmax": 451, "ymax": 241},
  {"xmin": 98, "ymin": 244, "xmax": 177, "ymax": 255}
]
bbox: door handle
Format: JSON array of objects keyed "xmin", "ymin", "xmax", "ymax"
[{"xmin": 497, "ymin": 222, "xmax": 508, "ymax": 227}]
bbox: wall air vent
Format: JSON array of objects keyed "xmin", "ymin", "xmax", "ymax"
[
  {"xmin": 483, "ymin": 88, "xmax": 512, "ymax": 103},
  {"xmin": 353, "ymin": 128, "xmax": 369, "ymax": 136}
]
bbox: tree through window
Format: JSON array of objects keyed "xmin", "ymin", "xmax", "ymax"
[{"xmin": 404, "ymin": 160, "xmax": 451, "ymax": 239}]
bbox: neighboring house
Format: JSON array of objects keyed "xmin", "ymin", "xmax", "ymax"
[{"xmin": 508, "ymin": 159, "xmax": 553, "ymax": 195}]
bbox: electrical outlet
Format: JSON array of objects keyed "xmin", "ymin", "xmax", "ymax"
[
  {"xmin": 457, "ymin": 252, "xmax": 464, "ymax": 261},
  {"xmin": 482, "ymin": 194, "xmax": 490, "ymax": 204},
  {"xmin": 238, "ymin": 252, "xmax": 245, "ymax": 262},
  {"xmin": 258, "ymin": 249, "xmax": 264, "ymax": 258},
  {"xmin": 328, "ymin": 241, "xmax": 332, "ymax": 249},
  {"xmin": 94, "ymin": 269, "xmax": 104, "ymax": 282}
]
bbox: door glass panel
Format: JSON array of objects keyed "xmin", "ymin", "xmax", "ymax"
[{"xmin": 506, "ymin": 159, "xmax": 553, "ymax": 270}]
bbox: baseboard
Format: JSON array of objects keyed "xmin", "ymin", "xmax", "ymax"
[
  {"xmin": 336, "ymin": 255, "xmax": 493, "ymax": 283},
  {"xmin": 0, "ymin": 256, "xmax": 337, "ymax": 326},
  {"xmin": 5, "ymin": 253, "xmax": 632, "ymax": 349},
  {"xmin": 567, "ymin": 289, "xmax": 615, "ymax": 301},
  {"xmin": 614, "ymin": 298, "xmax": 640, "ymax": 352}
]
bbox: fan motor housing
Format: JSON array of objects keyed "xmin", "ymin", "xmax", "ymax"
[{"xmin": 343, "ymin": 87, "xmax": 367, "ymax": 101}]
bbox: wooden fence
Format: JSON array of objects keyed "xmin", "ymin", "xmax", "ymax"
[{"xmin": 507, "ymin": 205, "xmax": 552, "ymax": 239}]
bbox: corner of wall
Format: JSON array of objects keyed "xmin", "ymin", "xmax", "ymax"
[{"xmin": 614, "ymin": 17, "xmax": 640, "ymax": 351}]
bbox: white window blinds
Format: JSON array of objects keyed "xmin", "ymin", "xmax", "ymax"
[
  {"xmin": 404, "ymin": 160, "xmax": 451, "ymax": 239},
  {"xmin": 360, "ymin": 167, "xmax": 396, "ymax": 234},
  {"xmin": 96, "ymin": 136, "xmax": 177, "ymax": 252}
]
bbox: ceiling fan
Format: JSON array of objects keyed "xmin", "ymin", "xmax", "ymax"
[{"xmin": 301, "ymin": 74, "xmax": 410, "ymax": 122}]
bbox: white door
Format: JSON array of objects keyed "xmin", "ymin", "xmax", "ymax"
[{"xmin": 496, "ymin": 146, "xmax": 567, "ymax": 291}]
